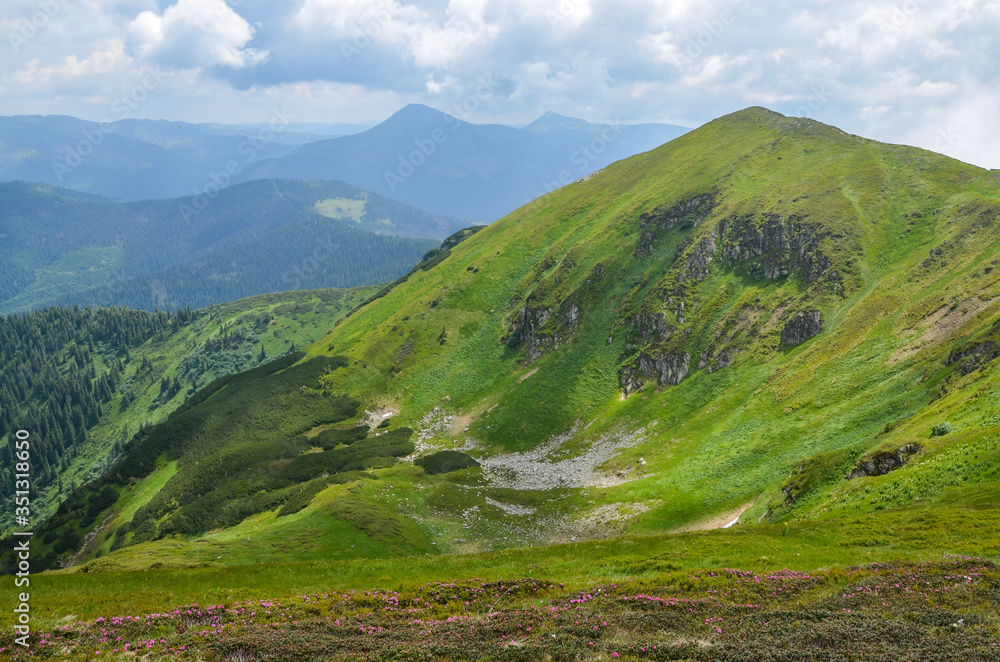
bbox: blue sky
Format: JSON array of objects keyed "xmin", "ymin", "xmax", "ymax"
[{"xmin": 2, "ymin": 0, "xmax": 998, "ymax": 167}]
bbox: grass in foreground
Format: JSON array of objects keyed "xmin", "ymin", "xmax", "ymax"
[
  {"xmin": 1, "ymin": 557, "xmax": 997, "ymax": 660},
  {"xmin": 3, "ymin": 505, "xmax": 1000, "ymax": 658}
]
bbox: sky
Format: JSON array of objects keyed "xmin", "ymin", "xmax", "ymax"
[{"xmin": 1, "ymin": 0, "xmax": 998, "ymax": 168}]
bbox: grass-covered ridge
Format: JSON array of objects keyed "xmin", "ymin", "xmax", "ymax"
[
  {"xmin": 301, "ymin": 106, "xmax": 1000, "ymax": 544},
  {"xmin": 15, "ymin": 108, "xmax": 1000, "ymax": 613}
]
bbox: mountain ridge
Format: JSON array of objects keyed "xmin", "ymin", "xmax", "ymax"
[
  {"xmin": 0, "ymin": 178, "xmax": 448, "ymax": 313},
  {"xmin": 0, "ymin": 109, "xmax": 689, "ymax": 221}
]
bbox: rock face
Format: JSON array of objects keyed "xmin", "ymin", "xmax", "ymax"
[
  {"xmin": 513, "ymin": 190, "xmax": 848, "ymax": 396},
  {"xmin": 781, "ymin": 309, "xmax": 823, "ymax": 347},
  {"xmin": 619, "ymin": 193, "xmax": 848, "ymax": 395},
  {"xmin": 635, "ymin": 193, "xmax": 715, "ymax": 258},
  {"xmin": 505, "ymin": 262, "xmax": 607, "ymax": 365},
  {"xmin": 620, "ymin": 353, "xmax": 689, "ymax": 394},
  {"xmin": 637, "ymin": 352, "xmax": 690, "ymax": 387},
  {"xmin": 946, "ymin": 340, "xmax": 999, "ymax": 375},
  {"xmin": 719, "ymin": 214, "xmax": 836, "ymax": 286},
  {"xmin": 683, "ymin": 232, "xmax": 718, "ymax": 281},
  {"xmin": 698, "ymin": 346, "xmax": 736, "ymax": 373},
  {"xmin": 847, "ymin": 443, "xmax": 921, "ymax": 480},
  {"xmin": 515, "ymin": 305, "xmax": 552, "ymax": 362}
]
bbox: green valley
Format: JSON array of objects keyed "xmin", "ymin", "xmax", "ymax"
[{"xmin": 0, "ymin": 286, "xmax": 375, "ymax": 541}]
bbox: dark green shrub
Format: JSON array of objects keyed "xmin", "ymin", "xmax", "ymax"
[
  {"xmin": 276, "ymin": 430, "xmax": 414, "ymax": 484},
  {"xmin": 313, "ymin": 425, "xmax": 369, "ymax": 450},
  {"xmin": 128, "ymin": 518, "xmax": 158, "ymax": 546},
  {"xmin": 278, "ymin": 478, "xmax": 334, "ymax": 517},
  {"xmin": 931, "ymin": 422, "xmax": 952, "ymax": 437},
  {"xmin": 53, "ymin": 529, "xmax": 81, "ymax": 554},
  {"xmin": 415, "ymin": 451, "xmax": 480, "ymax": 475},
  {"xmin": 86, "ymin": 484, "xmax": 118, "ymax": 518}
]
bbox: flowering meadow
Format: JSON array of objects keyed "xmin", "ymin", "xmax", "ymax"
[{"xmin": 2, "ymin": 556, "xmax": 998, "ymax": 660}]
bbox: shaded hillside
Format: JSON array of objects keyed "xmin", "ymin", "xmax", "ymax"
[{"xmin": 0, "ymin": 179, "xmax": 444, "ymax": 313}]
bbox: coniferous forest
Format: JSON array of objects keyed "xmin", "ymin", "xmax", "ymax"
[{"xmin": 0, "ymin": 306, "xmax": 187, "ymax": 500}]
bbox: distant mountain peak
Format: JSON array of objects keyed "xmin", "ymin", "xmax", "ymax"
[
  {"xmin": 386, "ymin": 103, "xmax": 456, "ymax": 125},
  {"xmin": 526, "ymin": 111, "xmax": 591, "ymax": 131}
]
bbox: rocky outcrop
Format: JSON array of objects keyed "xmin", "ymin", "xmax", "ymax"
[
  {"xmin": 946, "ymin": 341, "xmax": 1000, "ymax": 375},
  {"xmin": 781, "ymin": 309, "xmax": 823, "ymax": 346},
  {"xmin": 620, "ymin": 352, "xmax": 690, "ymax": 394},
  {"xmin": 847, "ymin": 443, "xmax": 921, "ymax": 480},
  {"xmin": 635, "ymin": 193, "xmax": 716, "ymax": 257},
  {"xmin": 719, "ymin": 214, "xmax": 837, "ymax": 286},
  {"xmin": 514, "ymin": 305, "xmax": 552, "ymax": 362},
  {"xmin": 630, "ymin": 311, "xmax": 674, "ymax": 344},
  {"xmin": 698, "ymin": 346, "xmax": 737, "ymax": 373},
  {"xmin": 682, "ymin": 232, "xmax": 718, "ymax": 282},
  {"xmin": 506, "ymin": 263, "xmax": 607, "ymax": 365}
]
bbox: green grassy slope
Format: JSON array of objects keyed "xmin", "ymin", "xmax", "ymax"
[
  {"xmin": 301, "ymin": 107, "xmax": 1000, "ymax": 540},
  {"xmin": 4, "ymin": 511, "xmax": 999, "ymax": 659},
  {"xmin": 34, "ymin": 107, "xmax": 1000, "ymax": 580}
]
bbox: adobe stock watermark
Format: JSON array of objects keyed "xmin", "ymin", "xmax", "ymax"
[
  {"xmin": 383, "ymin": 75, "xmax": 500, "ymax": 193},
  {"xmin": 877, "ymin": 0, "xmax": 921, "ymax": 35},
  {"xmin": 341, "ymin": 2, "xmax": 400, "ymax": 62},
  {"xmin": 545, "ymin": 0, "xmax": 583, "ymax": 28},
  {"xmin": 678, "ymin": 0, "xmax": 753, "ymax": 66},
  {"xmin": 7, "ymin": 0, "xmax": 62, "ymax": 54},
  {"xmin": 931, "ymin": 126, "xmax": 960, "ymax": 152},
  {"xmin": 51, "ymin": 67, "xmax": 165, "ymax": 183},
  {"xmin": 521, "ymin": 119, "xmax": 626, "ymax": 207},
  {"xmin": 12, "ymin": 429, "xmax": 34, "ymax": 649},
  {"xmin": 179, "ymin": 107, "xmax": 294, "ymax": 223},
  {"xmin": 796, "ymin": 84, "xmax": 830, "ymax": 119}
]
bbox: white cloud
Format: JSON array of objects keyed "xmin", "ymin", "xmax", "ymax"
[
  {"xmin": 0, "ymin": 0, "xmax": 998, "ymax": 168},
  {"xmin": 127, "ymin": 0, "xmax": 267, "ymax": 69},
  {"xmin": 289, "ymin": 0, "xmax": 499, "ymax": 69},
  {"xmin": 860, "ymin": 105, "xmax": 892, "ymax": 120}
]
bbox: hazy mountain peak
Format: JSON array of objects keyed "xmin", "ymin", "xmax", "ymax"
[
  {"xmin": 525, "ymin": 111, "xmax": 591, "ymax": 131},
  {"xmin": 384, "ymin": 103, "xmax": 458, "ymax": 126}
]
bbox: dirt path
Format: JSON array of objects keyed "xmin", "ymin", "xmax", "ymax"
[{"xmin": 671, "ymin": 501, "xmax": 755, "ymax": 533}]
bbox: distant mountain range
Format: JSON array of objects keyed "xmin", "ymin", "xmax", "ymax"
[
  {"xmin": 0, "ymin": 179, "xmax": 446, "ymax": 313},
  {"xmin": 0, "ymin": 115, "xmax": 361, "ymax": 202},
  {"xmin": 234, "ymin": 104, "xmax": 689, "ymax": 220},
  {"xmin": 0, "ymin": 107, "xmax": 688, "ymax": 221}
]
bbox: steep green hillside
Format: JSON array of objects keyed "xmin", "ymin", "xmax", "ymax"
[
  {"xmin": 30, "ymin": 108, "xmax": 1000, "ymax": 578},
  {"xmin": 300, "ymin": 107, "xmax": 1000, "ymax": 537},
  {"xmin": 0, "ymin": 179, "xmax": 446, "ymax": 313},
  {"xmin": 0, "ymin": 286, "xmax": 375, "ymax": 540}
]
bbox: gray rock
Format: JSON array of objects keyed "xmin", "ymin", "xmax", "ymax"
[
  {"xmin": 847, "ymin": 443, "xmax": 921, "ymax": 480},
  {"xmin": 781, "ymin": 308, "xmax": 823, "ymax": 346},
  {"xmin": 946, "ymin": 341, "xmax": 999, "ymax": 375}
]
